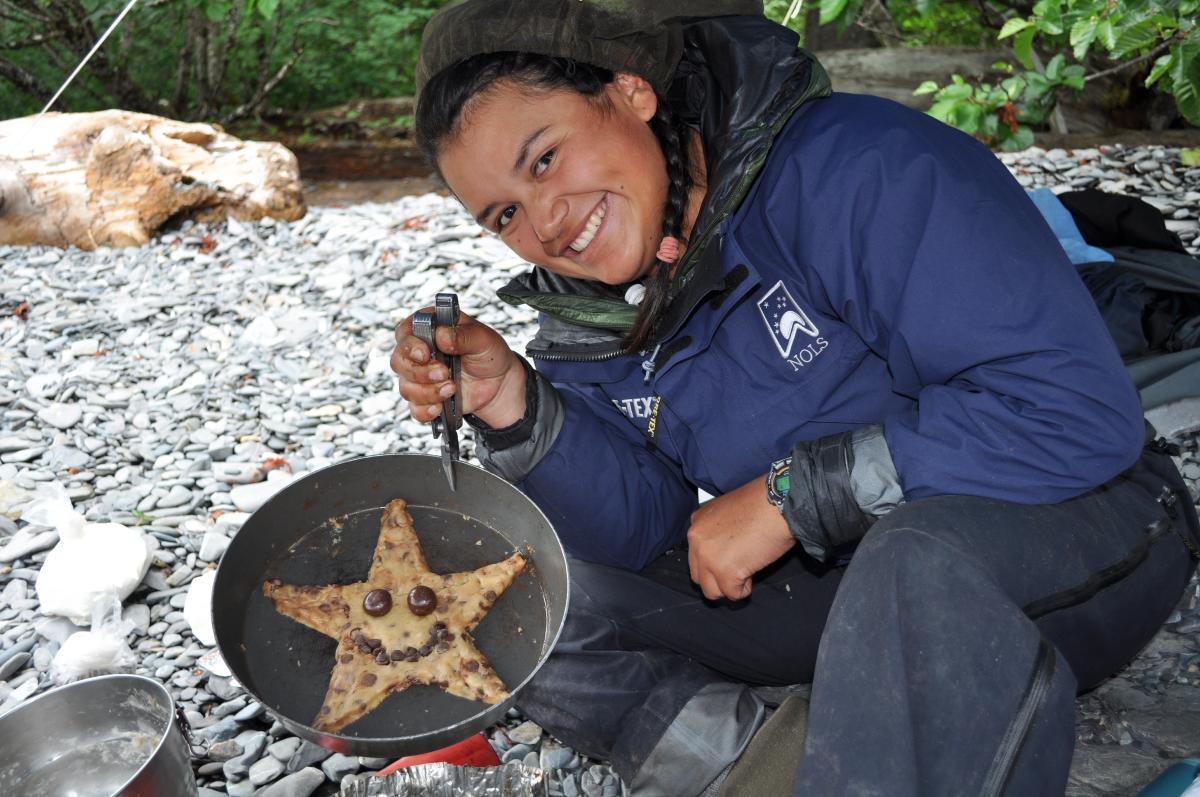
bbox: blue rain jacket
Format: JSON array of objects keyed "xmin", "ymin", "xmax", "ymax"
[{"xmin": 510, "ymin": 93, "xmax": 1145, "ymax": 571}]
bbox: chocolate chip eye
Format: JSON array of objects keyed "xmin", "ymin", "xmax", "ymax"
[
  {"xmin": 407, "ymin": 585, "xmax": 438, "ymax": 616},
  {"xmin": 363, "ymin": 588, "xmax": 393, "ymax": 617}
]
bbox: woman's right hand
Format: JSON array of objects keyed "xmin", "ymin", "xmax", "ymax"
[{"xmin": 391, "ymin": 309, "xmax": 528, "ymax": 429}]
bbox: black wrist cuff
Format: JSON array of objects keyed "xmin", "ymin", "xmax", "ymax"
[
  {"xmin": 782, "ymin": 431, "xmax": 873, "ymax": 563},
  {"xmin": 464, "ymin": 356, "xmax": 539, "ymax": 452}
]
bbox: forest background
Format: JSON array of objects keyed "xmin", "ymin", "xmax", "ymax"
[{"xmin": 0, "ymin": 0, "xmax": 1196, "ymax": 155}]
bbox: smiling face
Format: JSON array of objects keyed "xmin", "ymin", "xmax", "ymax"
[{"xmin": 437, "ymin": 73, "xmax": 669, "ymax": 286}]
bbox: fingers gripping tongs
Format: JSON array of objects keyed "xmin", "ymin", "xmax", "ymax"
[{"xmin": 412, "ymin": 293, "xmax": 462, "ymax": 491}]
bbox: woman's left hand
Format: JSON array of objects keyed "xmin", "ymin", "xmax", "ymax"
[{"xmin": 686, "ymin": 475, "xmax": 796, "ymax": 601}]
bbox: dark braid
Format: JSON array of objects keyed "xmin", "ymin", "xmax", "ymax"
[
  {"xmin": 624, "ymin": 100, "xmax": 694, "ymax": 353},
  {"xmin": 416, "ymin": 53, "xmax": 695, "ymax": 354}
]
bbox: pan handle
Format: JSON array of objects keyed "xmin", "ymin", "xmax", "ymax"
[
  {"xmin": 174, "ymin": 704, "xmax": 208, "ymax": 757},
  {"xmin": 434, "ymin": 294, "xmax": 462, "ymax": 431},
  {"xmin": 412, "ymin": 294, "xmax": 462, "ymax": 431}
]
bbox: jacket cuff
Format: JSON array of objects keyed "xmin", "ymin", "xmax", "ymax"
[
  {"xmin": 464, "ymin": 355, "xmax": 539, "ymax": 450},
  {"xmin": 848, "ymin": 425, "xmax": 905, "ymax": 517},
  {"xmin": 782, "ymin": 424, "xmax": 902, "ymax": 563},
  {"xmin": 466, "ymin": 357, "xmax": 564, "ymax": 483}
]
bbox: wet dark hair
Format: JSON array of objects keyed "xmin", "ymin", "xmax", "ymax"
[{"xmin": 415, "ymin": 52, "xmax": 694, "ymax": 353}]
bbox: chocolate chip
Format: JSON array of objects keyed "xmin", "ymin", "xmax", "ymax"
[
  {"xmin": 432, "ymin": 621, "xmax": 447, "ymax": 632},
  {"xmin": 465, "ymin": 660, "xmax": 479, "ymax": 672},
  {"xmin": 361, "ymin": 673, "xmax": 377, "ymax": 686},
  {"xmin": 436, "ymin": 642, "xmax": 449, "ymax": 653},
  {"xmin": 407, "ymin": 585, "xmax": 438, "ymax": 616},
  {"xmin": 365, "ymin": 637, "xmax": 381, "ymax": 650},
  {"xmin": 404, "ymin": 646, "xmax": 418, "ymax": 657},
  {"xmin": 436, "ymin": 627, "xmax": 450, "ymax": 640},
  {"xmin": 484, "ymin": 590, "xmax": 497, "ymax": 602},
  {"xmin": 391, "ymin": 650, "xmax": 405, "ymax": 661},
  {"xmin": 444, "ymin": 632, "xmax": 455, "ymax": 642},
  {"xmin": 405, "ymin": 653, "xmax": 420, "ymax": 662},
  {"xmin": 350, "ymin": 628, "xmax": 363, "ymax": 641},
  {"xmin": 419, "ymin": 644, "xmax": 432, "ymax": 657},
  {"xmin": 363, "ymin": 588, "xmax": 393, "ymax": 617},
  {"xmin": 340, "ymin": 654, "xmax": 353, "ymax": 664},
  {"xmin": 375, "ymin": 650, "xmax": 391, "ymax": 665}
]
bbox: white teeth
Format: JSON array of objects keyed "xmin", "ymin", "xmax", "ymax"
[{"xmin": 569, "ymin": 202, "xmax": 606, "ymax": 252}]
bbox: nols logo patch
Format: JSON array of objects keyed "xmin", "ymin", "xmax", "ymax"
[{"xmin": 757, "ymin": 280, "xmax": 829, "ymax": 371}]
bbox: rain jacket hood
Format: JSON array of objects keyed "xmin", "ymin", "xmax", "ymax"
[{"xmin": 418, "ymin": 8, "xmax": 832, "ymax": 356}]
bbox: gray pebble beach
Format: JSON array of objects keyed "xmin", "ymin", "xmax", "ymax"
[{"xmin": 0, "ymin": 141, "xmax": 1198, "ymax": 796}]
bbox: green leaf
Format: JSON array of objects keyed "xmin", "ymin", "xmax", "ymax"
[
  {"xmin": 992, "ymin": 61, "xmax": 1016, "ymax": 73},
  {"xmin": 1033, "ymin": 0, "xmax": 1065, "ymax": 35},
  {"xmin": 1112, "ymin": 19, "xmax": 1156, "ymax": 57},
  {"xmin": 1168, "ymin": 39, "xmax": 1200, "ymax": 126},
  {"xmin": 981, "ymin": 113, "xmax": 1000, "ymax": 140},
  {"xmin": 914, "ymin": 0, "xmax": 938, "ymax": 13},
  {"xmin": 1013, "ymin": 27, "xmax": 1037, "ymax": 70},
  {"xmin": 1064, "ymin": 75, "xmax": 1085, "ymax": 90},
  {"xmin": 1146, "ymin": 52, "xmax": 1175, "ymax": 87},
  {"xmin": 940, "ymin": 82, "xmax": 974, "ymax": 100},
  {"xmin": 1181, "ymin": 148, "xmax": 1200, "ymax": 167},
  {"xmin": 1026, "ymin": 71, "xmax": 1055, "ymax": 98},
  {"xmin": 819, "ymin": 0, "xmax": 850, "ymax": 25},
  {"xmin": 256, "ymin": 0, "xmax": 279, "ymax": 20},
  {"xmin": 914, "ymin": 80, "xmax": 941, "ymax": 96},
  {"xmin": 1070, "ymin": 18, "xmax": 1098, "ymax": 60},
  {"xmin": 954, "ymin": 102, "xmax": 986, "ymax": 134},
  {"xmin": 1003, "ymin": 126, "xmax": 1036, "ymax": 152},
  {"xmin": 1001, "ymin": 76, "xmax": 1027, "ymax": 97},
  {"xmin": 1045, "ymin": 53, "xmax": 1066, "ymax": 81},
  {"xmin": 999, "ymin": 18, "xmax": 1034, "ymax": 39},
  {"xmin": 1096, "ymin": 19, "xmax": 1117, "ymax": 51},
  {"xmin": 1032, "ymin": 0, "xmax": 1061, "ymax": 18},
  {"xmin": 928, "ymin": 98, "xmax": 960, "ymax": 123}
]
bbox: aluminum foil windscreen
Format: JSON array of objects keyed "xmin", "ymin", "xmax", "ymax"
[{"xmin": 341, "ymin": 763, "xmax": 548, "ymax": 796}]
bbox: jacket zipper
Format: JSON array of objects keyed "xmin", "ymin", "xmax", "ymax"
[
  {"xmin": 1022, "ymin": 511, "xmax": 1177, "ymax": 620},
  {"xmin": 979, "ymin": 637, "xmax": 1057, "ymax": 797},
  {"xmin": 527, "ymin": 349, "xmax": 626, "ymax": 363}
]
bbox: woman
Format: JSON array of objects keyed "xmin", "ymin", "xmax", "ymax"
[{"xmin": 392, "ymin": 2, "xmax": 1199, "ymax": 795}]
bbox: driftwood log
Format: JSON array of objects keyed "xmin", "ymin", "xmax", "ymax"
[{"xmin": 0, "ymin": 110, "xmax": 305, "ymax": 250}]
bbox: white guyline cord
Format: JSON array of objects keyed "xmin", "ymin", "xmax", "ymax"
[
  {"xmin": 783, "ymin": 0, "xmax": 805, "ymax": 28},
  {"xmin": 40, "ymin": 0, "xmax": 143, "ymax": 114}
]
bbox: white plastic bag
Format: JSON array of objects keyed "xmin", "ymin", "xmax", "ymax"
[
  {"xmin": 25, "ymin": 482, "xmax": 152, "ymax": 624},
  {"xmin": 183, "ymin": 569, "xmax": 217, "ymax": 646},
  {"xmin": 49, "ymin": 593, "xmax": 138, "ymax": 685}
]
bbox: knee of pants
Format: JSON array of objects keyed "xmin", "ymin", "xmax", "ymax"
[
  {"xmin": 844, "ymin": 515, "xmax": 993, "ymax": 613},
  {"xmin": 549, "ymin": 556, "xmax": 639, "ymax": 651}
]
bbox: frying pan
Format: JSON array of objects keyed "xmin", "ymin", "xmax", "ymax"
[{"xmin": 211, "ymin": 453, "xmax": 569, "ymax": 757}]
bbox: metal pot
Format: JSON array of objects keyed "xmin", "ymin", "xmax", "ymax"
[{"xmin": 0, "ymin": 673, "xmax": 197, "ymax": 797}]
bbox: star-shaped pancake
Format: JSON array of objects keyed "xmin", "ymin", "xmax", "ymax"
[{"xmin": 262, "ymin": 498, "xmax": 526, "ymax": 733}]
